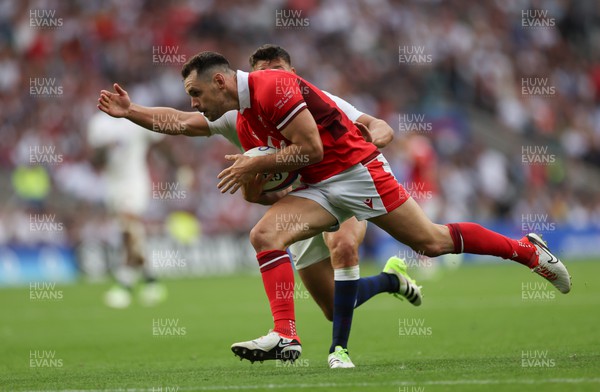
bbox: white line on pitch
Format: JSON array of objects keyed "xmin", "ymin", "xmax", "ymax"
[{"xmin": 20, "ymin": 377, "xmax": 600, "ymax": 392}]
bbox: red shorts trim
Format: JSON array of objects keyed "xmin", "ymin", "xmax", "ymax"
[{"xmin": 364, "ymin": 156, "xmax": 410, "ymax": 213}]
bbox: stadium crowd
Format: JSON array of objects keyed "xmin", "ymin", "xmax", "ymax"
[{"xmin": 1, "ymin": 0, "xmax": 599, "ymax": 249}]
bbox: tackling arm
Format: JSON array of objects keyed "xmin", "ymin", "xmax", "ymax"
[
  {"xmin": 356, "ymin": 113, "xmax": 394, "ymax": 148},
  {"xmin": 324, "ymin": 91, "xmax": 393, "ymax": 148}
]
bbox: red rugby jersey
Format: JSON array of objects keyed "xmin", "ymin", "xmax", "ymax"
[{"xmin": 235, "ymin": 70, "xmax": 378, "ymax": 184}]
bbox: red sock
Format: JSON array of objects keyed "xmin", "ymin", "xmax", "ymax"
[
  {"xmin": 257, "ymin": 250, "xmax": 297, "ymax": 338},
  {"xmin": 446, "ymin": 223, "xmax": 538, "ymax": 267}
]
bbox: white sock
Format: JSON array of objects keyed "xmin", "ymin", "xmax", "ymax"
[{"xmin": 333, "ymin": 265, "xmax": 360, "ymax": 281}]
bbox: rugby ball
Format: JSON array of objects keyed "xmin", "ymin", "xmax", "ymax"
[{"xmin": 243, "ymin": 146, "xmax": 299, "ymax": 192}]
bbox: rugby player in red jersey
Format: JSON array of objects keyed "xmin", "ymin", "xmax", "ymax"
[
  {"xmin": 98, "ymin": 46, "xmax": 418, "ymax": 368},
  {"xmin": 179, "ymin": 51, "xmax": 570, "ymax": 363}
]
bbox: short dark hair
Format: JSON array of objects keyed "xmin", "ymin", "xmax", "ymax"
[
  {"xmin": 249, "ymin": 44, "xmax": 292, "ymax": 68},
  {"xmin": 181, "ymin": 51, "xmax": 231, "ymax": 79}
]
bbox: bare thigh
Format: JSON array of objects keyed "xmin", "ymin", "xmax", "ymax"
[
  {"xmin": 250, "ymin": 195, "xmax": 338, "ymax": 252},
  {"xmin": 368, "ymin": 197, "xmax": 454, "ymax": 257}
]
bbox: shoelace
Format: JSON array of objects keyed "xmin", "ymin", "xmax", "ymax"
[{"xmin": 333, "ymin": 348, "xmax": 351, "ymax": 361}]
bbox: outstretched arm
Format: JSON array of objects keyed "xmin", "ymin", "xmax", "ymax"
[{"xmin": 97, "ymin": 83, "xmax": 210, "ymax": 137}]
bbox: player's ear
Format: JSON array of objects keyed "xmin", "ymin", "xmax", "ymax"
[
  {"xmin": 291, "ymin": 67, "xmax": 297, "ymax": 74},
  {"xmin": 213, "ymin": 73, "xmax": 226, "ymax": 89}
]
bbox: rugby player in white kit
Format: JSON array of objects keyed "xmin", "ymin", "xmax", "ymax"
[{"xmin": 87, "ymin": 112, "xmax": 166, "ymax": 308}]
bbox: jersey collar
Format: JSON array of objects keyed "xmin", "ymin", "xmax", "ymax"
[{"xmin": 237, "ymin": 70, "xmax": 250, "ymax": 113}]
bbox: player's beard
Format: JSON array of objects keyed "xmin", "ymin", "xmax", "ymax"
[
  {"xmin": 209, "ymin": 105, "xmax": 230, "ymax": 121},
  {"xmin": 203, "ymin": 110, "xmax": 221, "ymax": 121},
  {"xmin": 200, "ymin": 99, "xmax": 226, "ymax": 121}
]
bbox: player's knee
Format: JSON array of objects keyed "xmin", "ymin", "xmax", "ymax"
[
  {"xmin": 249, "ymin": 224, "xmax": 280, "ymax": 252},
  {"xmin": 327, "ymin": 238, "xmax": 359, "ymax": 267},
  {"xmin": 249, "ymin": 225, "xmax": 269, "ymax": 251}
]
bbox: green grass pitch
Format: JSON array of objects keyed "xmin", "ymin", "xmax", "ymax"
[{"xmin": 1, "ymin": 260, "xmax": 599, "ymax": 391}]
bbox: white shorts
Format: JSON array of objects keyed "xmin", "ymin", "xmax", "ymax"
[
  {"xmin": 288, "ymin": 222, "xmax": 368, "ymax": 270},
  {"xmin": 106, "ymin": 180, "xmax": 149, "ymax": 216},
  {"xmin": 291, "ymin": 153, "xmax": 409, "ymax": 224},
  {"xmin": 288, "ymin": 235, "xmax": 329, "ymax": 270}
]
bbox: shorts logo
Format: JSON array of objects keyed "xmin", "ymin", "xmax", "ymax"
[{"xmin": 363, "ymin": 198, "xmax": 373, "ymax": 209}]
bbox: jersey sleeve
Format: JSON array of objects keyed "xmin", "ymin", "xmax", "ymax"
[
  {"xmin": 207, "ymin": 110, "xmax": 244, "ymax": 152},
  {"xmin": 323, "ymin": 91, "xmax": 364, "ymax": 122},
  {"xmin": 207, "ymin": 110, "xmax": 237, "ymax": 136},
  {"xmin": 256, "ymin": 71, "xmax": 307, "ymax": 131}
]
